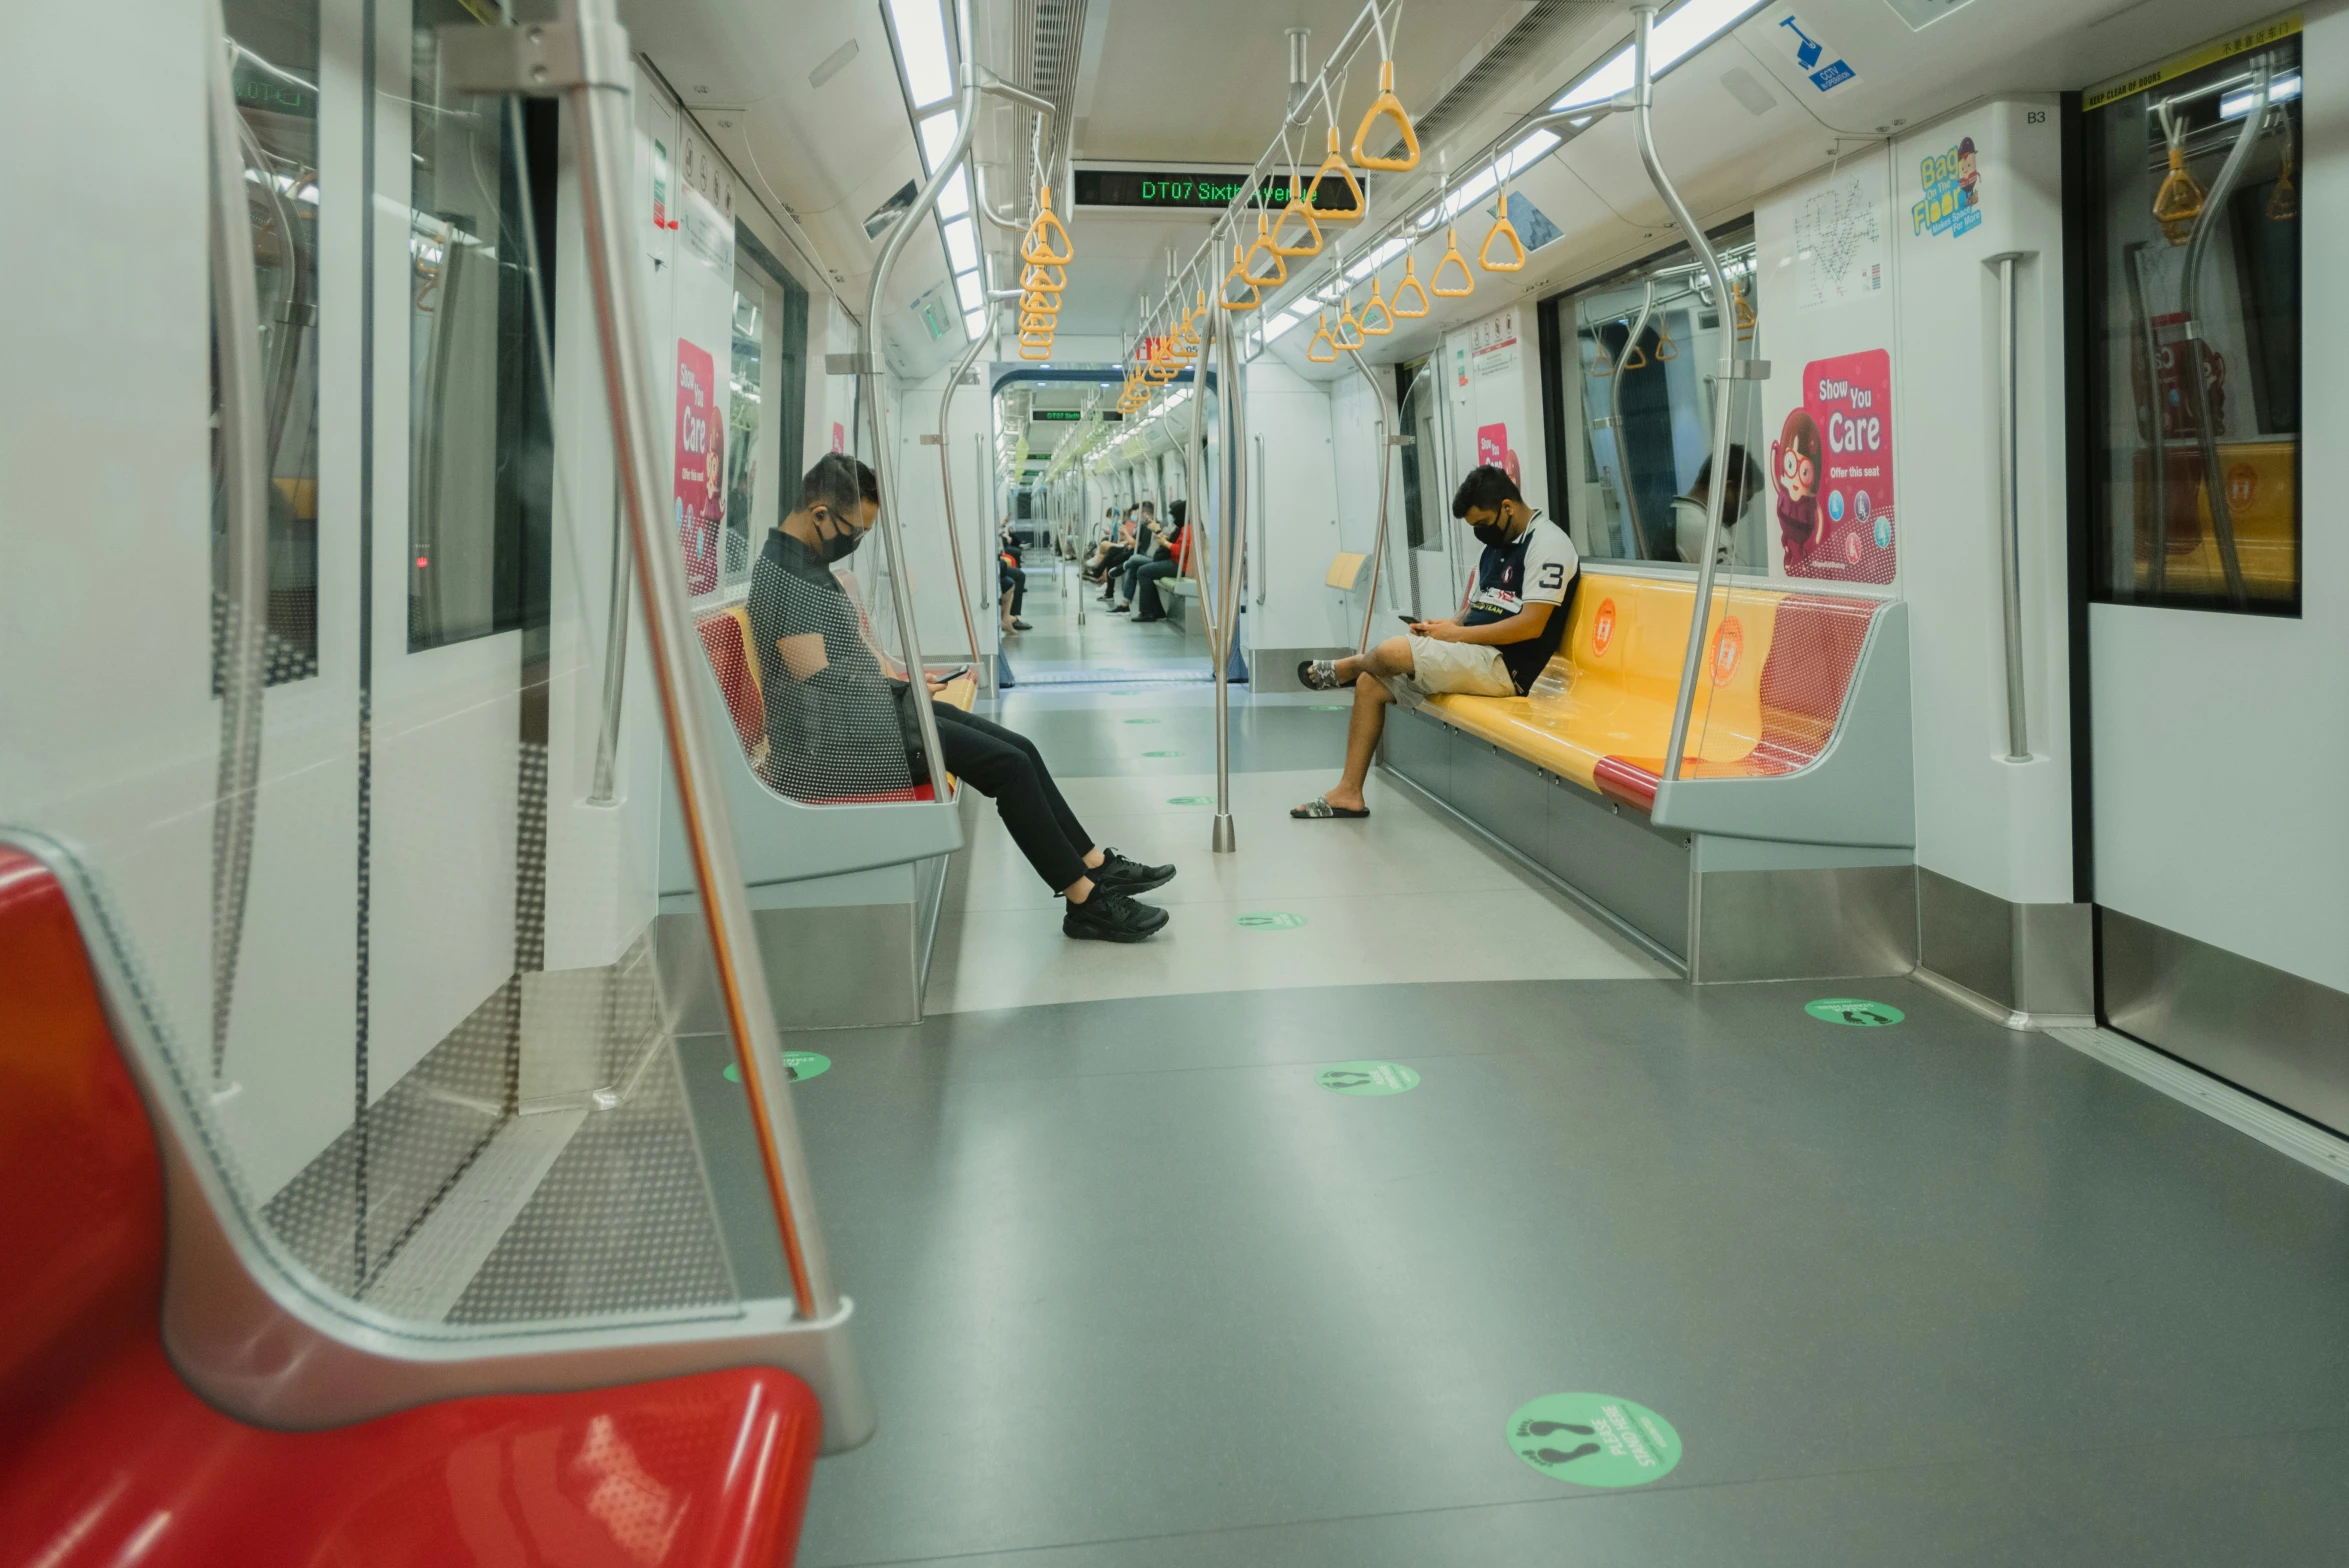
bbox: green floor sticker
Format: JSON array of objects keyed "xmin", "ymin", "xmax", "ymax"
[
  {"xmin": 1308, "ymin": 703, "xmax": 1348, "ymax": 711},
  {"xmin": 1805, "ymin": 998, "xmax": 1905, "ymax": 1027},
  {"xmin": 1509, "ymin": 1393, "xmax": 1682, "ymax": 1487},
  {"xmin": 1317, "ymin": 1061, "xmax": 1419, "ymax": 1095},
  {"xmin": 1168, "ymin": 794, "xmax": 1215, "ymax": 806},
  {"xmin": 1123, "ymin": 717, "xmax": 1158, "ymax": 725},
  {"xmin": 1143, "ymin": 749, "xmax": 1184, "ymax": 758},
  {"xmin": 1236, "ymin": 911, "xmax": 1307, "ymax": 931},
  {"xmin": 723, "ymin": 1051, "xmax": 833, "ymax": 1085}
]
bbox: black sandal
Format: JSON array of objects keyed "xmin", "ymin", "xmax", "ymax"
[
  {"xmin": 1290, "ymin": 797, "xmax": 1370, "ymax": 819},
  {"xmin": 1297, "ymin": 659, "xmax": 1343, "ymax": 691}
]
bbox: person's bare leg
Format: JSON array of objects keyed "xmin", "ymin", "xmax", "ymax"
[{"xmin": 1319, "ymin": 674, "xmax": 1397, "ymax": 811}]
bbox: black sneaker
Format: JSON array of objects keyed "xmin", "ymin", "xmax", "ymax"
[
  {"xmin": 1092, "ymin": 847, "xmax": 1176, "ymax": 895},
  {"xmin": 1063, "ymin": 887, "xmax": 1170, "ymax": 942},
  {"xmin": 1013, "ymin": 618, "xmax": 1033, "ymax": 630},
  {"xmin": 1109, "ymin": 603, "xmax": 1131, "ymax": 614}
]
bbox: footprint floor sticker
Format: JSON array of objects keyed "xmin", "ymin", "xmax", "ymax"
[
  {"xmin": 1805, "ymin": 998, "xmax": 1905, "ymax": 1027},
  {"xmin": 1508, "ymin": 1392, "xmax": 1682, "ymax": 1486},
  {"xmin": 723, "ymin": 1050, "xmax": 832, "ymax": 1085},
  {"xmin": 1317, "ymin": 1061, "xmax": 1419, "ymax": 1095},
  {"xmin": 1236, "ymin": 911, "xmax": 1306, "ymax": 930}
]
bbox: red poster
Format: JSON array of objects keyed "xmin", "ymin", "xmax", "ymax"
[
  {"xmin": 674, "ymin": 339, "xmax": 723, "ymax": 595},
  {"xmin": 1475, "ymin": 422, "xmax": 1520, "ymax": 484},
  {"xmin": 1772, "ymin": 348, "xmax": 1893, "ymax": 583},
  {"xmin": 831, "ymin": 421, "xmax": 846, "ymax": 454}
]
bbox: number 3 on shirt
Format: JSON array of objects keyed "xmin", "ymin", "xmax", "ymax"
[{"xmin": 1535, "ymin": 561, "xmax": 1566, "ymax": 592}]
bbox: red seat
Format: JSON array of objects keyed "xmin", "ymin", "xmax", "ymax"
[
  {"xmin": 697, "ymin": 604, "xmax": 771, "ymax": 757},
  {"xmin": 0, "ymin": 846, "xmax": 825, "ymax": 1567},
  {"xmin": 1592, "ymin": 595, "xmax": 1876, "ymax": 814}
]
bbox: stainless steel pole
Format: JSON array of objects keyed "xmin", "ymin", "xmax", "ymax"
[
  {"xmin": 1210, "ymin": 307, "xmax": 1245, "ymax": 853},
  {"xmin": 562, "ymin": 0, "xmax": 837, "ymax": 1318},
  {"xmin": 588, "ymin": 484, "xmax": 630, "ymax": 803},
  {"xmin": 1604, "ymin": 281, "xmax": 1657, "ymax": 559},
  {"xmin": 2177, "ymin": 64, "xmax": 2268, "ymax": 609},
  {"xmin": 930, "ymin": 310, "xmax": 993, "ymax": 670},
  {"xmin": 1349, "ymin": 351, "xmax": 1399, "ymax": 654},
  {"xmin": 1634, "ymin": 5, "xmax": 1750, "ymax": 786},
  {"xmin": 205, "ymin": 0, "xmax": 269, "ymax": 1087},
  {"xmin": 1991, "ymin": 253, "xmax": 2030, "ymax": 761}
]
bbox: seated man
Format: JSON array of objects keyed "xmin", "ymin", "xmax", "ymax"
[
  {"xmin": 998, "ymin": 519, "xmax": 1030, "ymax": 634},
  {"xmin": 1085, "ymin": 508, "xmax": 1137, "ymax": 584},
  {"xmin": 1110, "ymin": 501, "xmax": 1164, "ymax": 611},
  {"xmin": 1130, "ymin": 500, "xmax": 1188, "ymax": 622},
  {"xmin": 1291, "ymin": 465, "xmax": 1577, "ymax": 819},
  {"xmin": 750, "ymin": 454, "xmax": 1174, "ymax": 940},
  {"xmin": 1672, "ymin": 446, "xmax": 1764, "ymax": 568}
]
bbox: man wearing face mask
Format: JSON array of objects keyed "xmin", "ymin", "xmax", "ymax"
[
  {"xmin": 1671, "ymin": 447, "xmax": 1763, "ymax": 568},
  {"xmin": 751, "ymin": 454, "xmax": 1175, "ymax": 941},
  {"xmin": 1292, "ymin": 465, "xmax": 1577, "ymax": 819}
]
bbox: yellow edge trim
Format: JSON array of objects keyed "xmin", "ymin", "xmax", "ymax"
[{"xmin": 2083, "ymin": 11, "xmax": 2300, "ymax": 110}]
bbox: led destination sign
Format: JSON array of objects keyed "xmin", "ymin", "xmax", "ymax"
[
  {"xmin": 1032, "ymin": 409, "xmax": 1123, "ymax": 422},
  {"xmin": 1073, "ymin": 168, "xmax": 1368, "ymax": 212}
]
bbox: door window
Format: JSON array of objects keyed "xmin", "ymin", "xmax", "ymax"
[{"xmin": 2081, "ymin": 32, "xmax": 2301, "ymax": 614}]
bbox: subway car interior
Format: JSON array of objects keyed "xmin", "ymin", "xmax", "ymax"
[{"xmin": 10, "ymin": 0, "xmax": 2349, "ymax": 1560}]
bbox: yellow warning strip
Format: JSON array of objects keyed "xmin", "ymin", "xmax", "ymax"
[{"xmin": 2084, "ymin": 11, "xmax": 2301, "ymax": 111}]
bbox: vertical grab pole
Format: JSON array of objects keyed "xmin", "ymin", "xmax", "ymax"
[
  {"xmin": 1632, "ymin": 4, "xmax": 1750, "ymax": 786},
  {"xmin": 1212, "ymin": 304, "xmax": 1250, "ymax": 852},
  {"xmin": 2176, "ymin": 64, "xmax": 2268, "ymax": 610},
  {"xmin": 1603, "ymin": 282, "xmax": 1657, "ymax": 560},
  {"xmin": 1989, "ymin": 252, "xmax": 2031, "ymax": 761},
  {"xmin": 1351, "ymin": 352, "xmax": 1399, "ymax": 654},
  {"xmin": 929, "ymin": 307, "xmax": 993, "ymax": 677},
  {"xmin": 205, "ymin": 0, "xmax": 270, "ymax": 1087},
  {"xmin": 549, "ymin": 0, "xmax": 839, "ymax": 1319}
]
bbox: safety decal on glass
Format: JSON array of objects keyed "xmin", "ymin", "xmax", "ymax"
[
  {"xmin": 1143, "ymin": 749, "xmax": 1185, "ymax": 758},
  {"xmin": 1124, "ymin": 717, "xmax": 1159, "ymax": 724},
  {"xmin": 1805, "ymin": 999, "xmax": 1905, "ymax": 1027},
  {"xmin": 1317, "ymin": 1060, "xmax": 1419, "ymax": 1095},
  {"xmin": 1776, "ymin": 13, "xmax": 1856, "ymax": 93},
  {"xmin": 1168, "ymin": 794, "xmax": 1216, "ymax": 806},
  {"xmin": 1237, "ymin": 911, "xmax": 1307, "ymax": 931},
  {"xmin": 1509, "ymin": 1392, "xmax": 1683, "ymax": 1486},
  {"xmin": 724, "ymin": 1051, "xmax": 833, "ymax": 1084}
]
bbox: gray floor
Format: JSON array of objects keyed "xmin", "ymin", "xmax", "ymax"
[{"xmin": 759, "ymin": 561, "xmax": 2349, "ymax": 1564}]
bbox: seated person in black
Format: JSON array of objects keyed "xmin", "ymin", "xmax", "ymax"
[
  {"xmin": 749, "ymin": 454, "xmax": 1173, "ymax": 941},
  {"xmin": 1130, "ymin": 500, "xmax": 1187, "ymax": 622},
  {"xmin": 998, "ymin": 518, "xmax": 1029, "ymax": 634},
  {"xmin": 1110, "ymin": 501, "xmax": 1166, "ymax": 612},
  {"xmin": 1084, "ymin": 509, "xmax": 1137, "ymax": 584}
]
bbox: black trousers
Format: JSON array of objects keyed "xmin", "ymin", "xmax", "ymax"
[
  {"xmin": 998, "ymin": 559, "xmax": 1026, "ymax": 614},
  {"xmin": 1092, "ymin": 544, "xmax": 1133, "ymax": 582},
  {"xmin": 1133, "ymin": 557, "xmax": 1180, "ymax": 618},
  {"xmin": 935, "ymin": 705, "xmax": 1091, "ymax": 892}
]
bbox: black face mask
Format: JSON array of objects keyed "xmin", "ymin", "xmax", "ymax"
[
  {"xmin": 813, "ymin": 510, "xmax": 866, "ymax": 563},
  {"xmin": 1471, "ymin": 516, "xmax": 1515, "ymax": 549}
]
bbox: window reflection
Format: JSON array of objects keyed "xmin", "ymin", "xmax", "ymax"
[
  {"xmin": 2085, "ymin": 38, "xmax": 2300, "ymax": 614},
  {"xmin": 1563, "ymin": 228, "xmax": 1764, "ymax": 568}
]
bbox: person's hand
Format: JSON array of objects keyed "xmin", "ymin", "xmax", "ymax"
[{"xmin": 1414, "ymin": 620, "xmax": 1462, "ymax": 642}]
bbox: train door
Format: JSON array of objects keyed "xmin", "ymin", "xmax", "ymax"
[
  {"xmin": 2076, "ymin": 24, "xmax": 2349, "ymax": 1129},
  {"xmin": 1395, "ymin": 356, "xmax": 1451, "ymax": 619}
]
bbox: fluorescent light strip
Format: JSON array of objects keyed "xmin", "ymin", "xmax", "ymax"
[
  {"xmin": 1554, "ymin": 0, "xmax": 1761, "ymax": 111},
  {"xmin": 937, "ymin": 167, "xmax": 970, "ymax": 219},
  {"xmin": 943, "ymin": 215, "xmax": 977, "ymax": 271},
  {"xmin": 954, "ymin": 270, "xmax": 983, "ymax": 310},
  {"xmin": 918, "ymin": 108, "xmax": 958, "ymax": 173},
  {"xmin": 886, "ymin": 0, "xmax": 955, "ymax": 108},
  {"xmin": 2222, "ymin": 73, "xmax": 2300, "ymax": 119}
]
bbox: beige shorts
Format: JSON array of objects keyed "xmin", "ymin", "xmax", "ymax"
[{"xmin": 1388, "ymin": 634, "xmax": 1517, "ymax": 698}]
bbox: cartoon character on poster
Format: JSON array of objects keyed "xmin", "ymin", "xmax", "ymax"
[
  {"xmin": 674, "ymin": 340, "xmax": 724, "ymax": 595},
  {"xmin": 1773, "ymin": 348, "xmax": 1894, "ymax": 583}
]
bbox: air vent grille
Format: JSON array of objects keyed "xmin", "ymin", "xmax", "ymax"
[{"xmin": 1398, "ymin": 0, "xmax": 1609, "ymax": 153}]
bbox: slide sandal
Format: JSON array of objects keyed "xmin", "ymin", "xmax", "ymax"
[{"xmin": 1291, "ymin": 797, "xmax": 1370, "ymax": 820}]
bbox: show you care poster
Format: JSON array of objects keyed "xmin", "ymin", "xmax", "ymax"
[
  {"xmin": 675, "ymin": 339, "xmax": 724, "ymax": 596},
  {"xmin": 1770, "ymin": 348, "xmax": 1895, "ymax": 583}
]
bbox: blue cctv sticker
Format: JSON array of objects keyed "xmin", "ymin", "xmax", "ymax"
[
  {"xmin": 1778, "ymin": 14, "xmax": 1857, "ymax": 93},
  {"xmin": 1827, "ymin": 489, "xmax": 1846, "ymax": 523},
  {"xmin": 1874, "ymin": 513, "xmax": 1892, "ymax": 549}
]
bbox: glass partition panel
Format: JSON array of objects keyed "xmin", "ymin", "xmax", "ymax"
[
  {"xmin": 1566, "ymin": 228, "xmax": 1766, "ymax": 568},
  {"xmin": 2083, "ymin": 33, "xmax": 2301, "ymax": 614}
]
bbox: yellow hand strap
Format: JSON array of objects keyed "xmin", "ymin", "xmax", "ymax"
[
  {"xmin": 1430, "ymin": 228, "xmax": 1474, "ymax": 297},
  {"xmin": 1652, "ymin": 319, "xmax": 1678, "ymax": 361},
  {"xmin": 1021, "ymin": 288, "xmax": 1060, "ymax": 314},
  {"xmin": 1022, "ymin": 260, "xmax": 1067, "ymax": 292},
  {"xmin": 1020, "ymin": 341, "xmax": 1055, "ymax": 361},
  {"xmin": 1358, "ymin": 279, "xmax": 1395, "ymax": 336},
  {"xmin": 1350, "ymin": 60, "xmax": 1419, "ymax": 172},
  {"xmin": 1390, "ymin": 256, "xmax": 1430, "ymax": 318},
  {"xmin": 1243, "ymin": 212, "xmax": 1288, "ymax": 287},
  {"xmin": 1306, "ymin": 313, "xmax": 1338, "ymax": 363},
  {"xmin": 1313, "ymin": 126, "xmax": 1366, "ymax": 223},
  {"xmin": 1022, "ymin": 186, "xmax": 1075, "ymax": 266},
  {"xmin": 1617, "ymin": 337, "xmax": 1647, "ymax": 372},
  {"xmin": 1219, "ymin": 241, "xmax": 1261, "ymax": 310},
  {"xmin": 1271, "ymin": 182, "xmax": 1323, "ymax": 257},
  {"xmin": 1479, "ymin": 203, "xmax": 1526, "ymax": 272},
  {"xmin": 1021, "ymin": 311, "xmax": 1058, "ymax": 334},
  {"xmin": 1334, "ymin": 298, "xmax": 1365, "ymax": 352}
]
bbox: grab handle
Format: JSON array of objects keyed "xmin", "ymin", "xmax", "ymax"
[
  {"xmin": 1352, "ymin": 59, "xmax": 1420, "ymax": 172},
  {"xmin": 1390, "ymin": 255, "xmax": 1430, "ymax": 317},
  {"xmin": 1430, "ymin": 228, "xmax": 1474, "ymax": 296}
]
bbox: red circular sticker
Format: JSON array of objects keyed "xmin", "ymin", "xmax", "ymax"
[
  {"xmin": 1844, "ymin": 532, "xmax": 1862, "ymax": 564},
  {"xmin": 1711, "ymin": 616, "xmax": 1744, "ymax": 686},
  {"xmin": 1592, "ymin": 598, "xmax": 1617, "ymax": 656},
  {"xmin": 2227, "ymin": 464, "xmax": 2259, "ymax": 509}
]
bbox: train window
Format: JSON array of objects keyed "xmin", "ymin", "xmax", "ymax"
[
  {"xmin": 405, "ymin": 2, "xmax": 556, "ymax": 652},
  {"xmin": 1550, "ymin": 226, "xmax": 1765, "ymax": 568},
  {"xmin": 2081, "ymin": 32, "xmax": 2301, "ymax": 614},
  {"xmin": 219, "ymin": 0, "xmax": 322, "ymax": 685},
  {"xmin": 719, "ymin": 274, "xmax": 767, "ymax": 596}
]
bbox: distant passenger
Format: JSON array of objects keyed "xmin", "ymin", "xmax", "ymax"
[
  {"xmin": 1085, "ymin": 509, "xmax": 1138, "ymax": 586},
  {"xmin": 999, "ymin": 518, "xmax": 1030, "ymax": 634},
  {"xmin": 1130, "ymin": 500, "xmax": 1188, "ymax": 622},
  {"xmin": 750, "ymin": 454, "xmax": 1175, "ymax": 940},
  {"xmin": 1672, "ymin": 447, "xmax": 1764, "ymax": 568},
  {"xmin": 1292, "ymin": 465, "xmax": 1577, "ymax": 820},
  {"xmin": 1110, "ymin": 501, "xmax": 1169, "ymax": 613}
]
